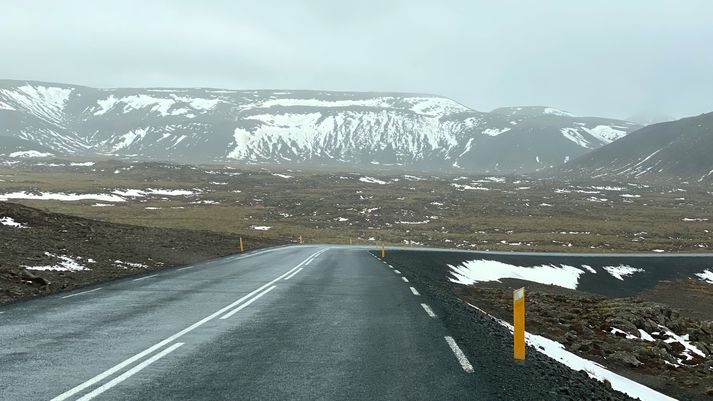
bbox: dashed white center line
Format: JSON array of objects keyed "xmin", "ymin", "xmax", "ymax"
[
  {"xmin": 75, "ymin": 342, "xmax": 185, "ymax": 401},
  {"xmin": 421, "ymin": 303, "xmax": 437, "ymax": 318},
  {"xmin": 402, "ymin": 277, "xmax": 409, "ymax": 283},
  {"xmin": 132, "ymin": 274, "xmax": 158, "ymax": 282},
  {"xmin": 61, "ymin": 288, "xmax": 103, "ymax": 299},
  {"xmin": 445, "ymin": 336, "xmax": 474, "ymax": 373},
  {"xmin": 219, "ymin": 285, "xmax": 277, "ymax": 320},
  {"xmin": 283, "ymin": 267, "xmax": 303, "ymax": 280},
  {"xmin": 394, "ymin": 270, "xmax": 401, "ymax": 274},
  {"xmin": 409, "ymin": 287, "xmax": 420, "ymax": 296}
]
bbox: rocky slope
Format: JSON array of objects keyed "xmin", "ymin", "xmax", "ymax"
[
  {"xmin": 0, "ymin": 201, "xmax": 282, "ymax": 303},
  {"xmin": 0, "ymin": 80, "xmax": 640, "ymax": 173}
]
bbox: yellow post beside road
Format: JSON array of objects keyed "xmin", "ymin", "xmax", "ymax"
[
  {"xmin": 240, "ymin": 237, "xmax": 244, "ymax": 253},
  {"xmin": 381, "ymin": 241, "xmax": 385, "ymax": 258},
  {"xmin": 299, "ymin": 235, "xmax": 303, "ymax": 244},
  {"xmin": 513, "ymin": 287, "xmax": 525, "ymax": 361}
]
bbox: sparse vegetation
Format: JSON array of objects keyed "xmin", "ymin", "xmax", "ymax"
[{"xmin": 1, "ymin": 159, "xmax": 711, "ymax": 253}]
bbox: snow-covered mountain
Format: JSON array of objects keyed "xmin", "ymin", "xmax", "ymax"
[
  {"xmin": 0, "ymin": 80, "xmax": 641, "ymax": 173},
  {"xmin": 557, "ymin": 112, "xmax": 713, "ymax": 182}
]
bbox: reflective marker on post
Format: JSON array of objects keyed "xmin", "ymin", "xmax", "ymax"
[{"xmin": 513, "ymin": 287, "xmax": 525, "ymax": 361}]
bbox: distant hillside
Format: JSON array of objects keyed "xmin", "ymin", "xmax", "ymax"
[
  {"xmin": 0, "ymin": 80, "xmax": 640, "ymax": 173},
  {"xmin": 558, "ymin": 112, "xmax": 713, "ymax": 182}
]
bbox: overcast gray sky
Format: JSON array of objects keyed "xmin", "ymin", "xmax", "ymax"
[{"xmin": 1, "ymin": 0, "xmax": 711, "ymax": 120}]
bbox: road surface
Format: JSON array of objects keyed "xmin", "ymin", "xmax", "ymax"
[{"xmin": 0, "ymin": 245, "xmax": 493, "ymax": 400}]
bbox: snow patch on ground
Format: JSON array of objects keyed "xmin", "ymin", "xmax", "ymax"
[
  {"xmin": 602, "ymin": 265, "xmax": 643, "ymax": 280},
  {"xmin": 114, "ymin": 260, "xmax": 149, "ymax": 269},
  {"xmin": 544, "ymin": 107, "xmax": 574, "ymax": 117},
  {"xmin": 0, "ymin": 191, "xmax": 125, "ymax": 202},
  {"xmin": 448, "ymin": 259, "xmax": 585, "ymax": 290},
  {"xmin": 24, "ymin": 253, "xmax": 89, "ymax": 272},
  {"xmin": 112, "ymin": 188, "xmax": 199, "ymax": 197},
  {"xmin": 251, "ymin": 225, "xmax": 271, "ymax": 231},
  {"xmin": 451, "ymin": 183, "xmax": 490, "ymax": 191},
  {"xmin": 583, "ymin": 125, "xmax": 629, "ymax": 144},
  {"xmin": 560, "ymin": 128, "xmax": 591, "ymax": 148},
  {"xmin": 0, "ymin": 217, "xmax": 28, "ymax": 228},
  {"xmin": 695, "ymin": 269, "xmax": 713, "ymax": 284},
  {"xmin": 359, "ymin": 176, "xmax": 388, "ymax": 185},
  {"xmin": 481, "ymin": 127, "xmax": 511, "ymax": 137},
  {"xmin": 8, "ymin": 150, "xmax": 55, "ymax": 158}
]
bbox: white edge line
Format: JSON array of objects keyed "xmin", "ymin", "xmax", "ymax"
[
  {"xmin": 61, "ymin": 288, "xmax": 103, "ymax": 299},
  {"xmin": 421, "ymin": 303, "xmax": 436, "ymax": 318},
  {"xmin": 445, "ymin": 336, "xmax": 474, "ymax": 373},
  {"xmin": 76, "ymin": 343, "xmax": 185, "ymax": 401},
  {"xmin": 402, "ymin": 277, "xmax": 409, "ymax": 283},
  {"xmin": 283, "ymin": 267, "xmax": 304, "ymax": 280},
  {"xmin": 132, "ymin": 274, "xmax": 158, "ymax": 282},
  {"xmin": 177, "ymin": 266, "xmax": 193, "ymax": 271},
  {"xmin": 219, "ymin": 285, "xmax": 277, "ymax": 320},
  {"xmin": 394, "ymin": 270, "xmax": 401, "ymax": 274},
  {"xmin": 50, "ymin": 248, "xmax": 323, "ymax": 401},
  {"xmin": 410, "ymin": 287, "xmax": 420, "ymax": 296}
]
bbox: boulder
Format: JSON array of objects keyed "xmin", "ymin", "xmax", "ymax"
[{"xmin": 609, "ymin": 351, "xmax": 642, "ymax": 367}]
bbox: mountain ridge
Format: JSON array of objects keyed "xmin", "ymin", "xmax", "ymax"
[
  {"xmin": 556, "ymin": 111, "xmax": 713, "ymax": 182},
  {"xmin": 0, "ymin": 79, "xmax": 641, "ymax": 173}
]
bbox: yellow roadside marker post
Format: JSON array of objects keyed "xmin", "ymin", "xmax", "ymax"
[
  {"xmin": 299, "ymin": 235, "xmax": 303, "ymax": 244},
  {"xmin": 381, "ymin": 241, "xmax": 385, "ymax": 258},
  {"xmin": 513, "ymin": 287, "xmax": 525, "ymax": 361},
  {"xmin": 240, "ymin": 237, "xmax": 244, "ymax": 253}
]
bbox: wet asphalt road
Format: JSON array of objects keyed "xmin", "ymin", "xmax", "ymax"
[{"xmin": 0, "ymin": 245, "xmax": 488, "ymax": 401}]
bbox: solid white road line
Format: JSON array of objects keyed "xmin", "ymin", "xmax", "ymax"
[
  {"xmin": 132, "ymin": 274, "xmax": 158, "ymax": 282},
  {"xmin": 394, "ymin": 270, "xmax": 401, "ymax": 274},
  {"xmin": 177, "ymin": 266, "xmax": 193, "ymax": 271},
  {"xmin": 75, "ymin": 343, "xmax": 185, "ymax": 401},
  {"xmin": 283, "ymin": 267, "xmax": 304, "ymax": 280},
  {"xmin": 445, "ymin": 336, "xmax": 474, "ymax": 373},
  {"xmin": 220, "ymin": 286, "xmax": 277, "ymax": 319},
  {"xmin": 50, "ymin": 248, "xmax": 323, "ymax": 401},
  {"xmin": 402, "ymin": 277, "xmax": 409, "ymax": 283},
  {"xmin": 410, "ymin": 287, "xmax": 420, "ymax": 296},
  {"xmin": 421, "ymin": 303, "xmax": 437, "ymax": 318},
  {"xmin": 61, "ymin": 288, "xmax": 103, "ymax": 299}
]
